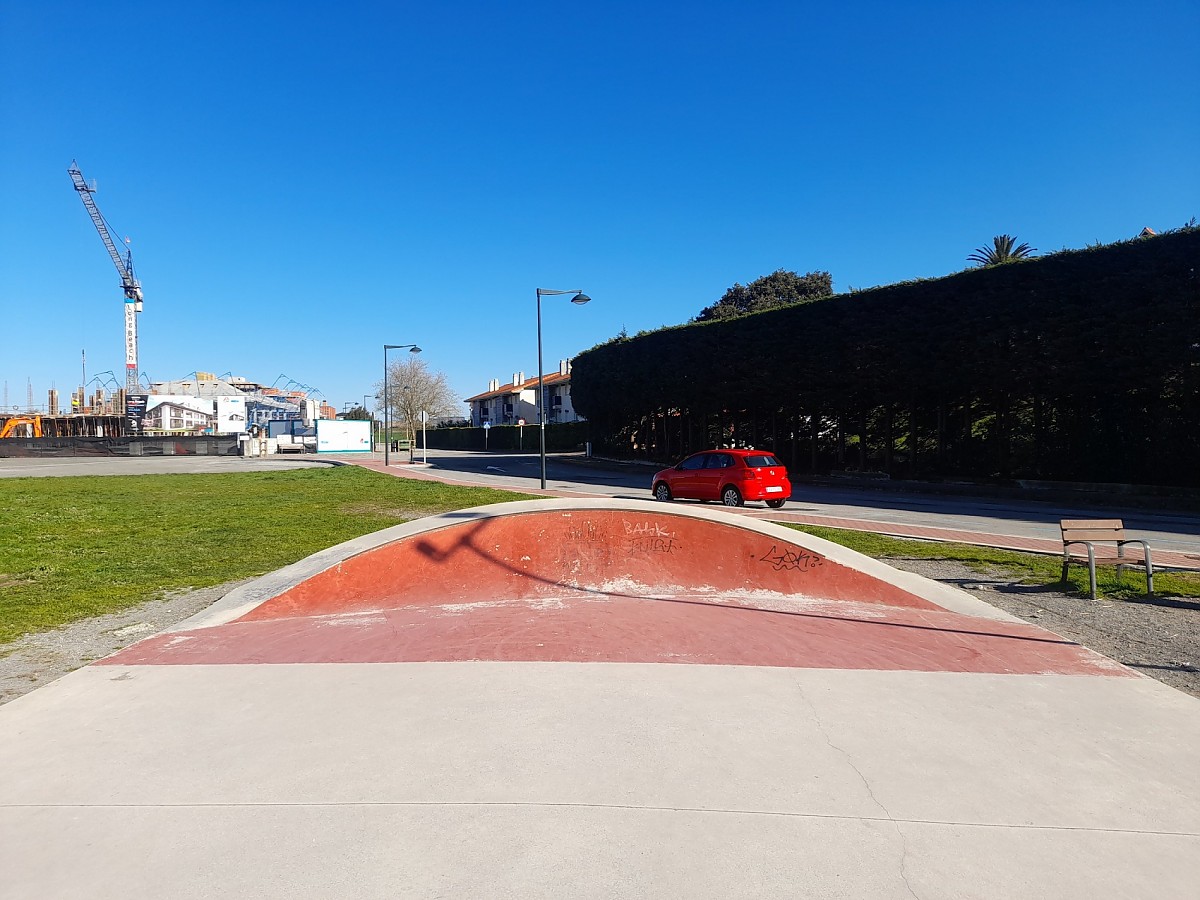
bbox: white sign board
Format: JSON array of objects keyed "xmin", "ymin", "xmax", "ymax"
[
  {"xmin": 316, "ymin": 418, "xmax": 372, "ymax": 453},
  {"xmin": 215, "ymin": 395, "xmax": 248, "ymax": 434}
]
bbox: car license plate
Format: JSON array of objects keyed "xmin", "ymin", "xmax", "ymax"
[{"xmin": 765, "ymin": 486, "xmax": 783, "ymax": 493}]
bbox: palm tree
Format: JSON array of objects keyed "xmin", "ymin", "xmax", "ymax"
[{"xmin": 968, "ymin": 234, "xmax": 1036, "ymax": 267}]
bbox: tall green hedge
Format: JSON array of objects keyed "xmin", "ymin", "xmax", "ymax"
[
  {"xmin": 572, "ymin": 228, "xmax": 1200, "ymax": 486},
  {"xmin": 424, "ymin": 421, "xmax": 589, "ymax": 452}
]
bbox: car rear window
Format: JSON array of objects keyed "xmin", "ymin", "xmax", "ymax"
[{"xmin": 744, "ymin": 454, "xmax": 782, "ymax": 468}]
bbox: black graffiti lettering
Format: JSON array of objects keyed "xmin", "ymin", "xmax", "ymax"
[
  {"xmin": 627, "ymin": 536, "xmax": 681, "ymax": 555},
  {"xmin": 760, "ymin": 544, "xmax": 824, "ymax": 572}
]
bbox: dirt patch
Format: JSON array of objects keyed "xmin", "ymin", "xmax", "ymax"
[
  {"xmin": 0, "ymin": 580, "xmax": 251, "ymax": 706},
  {"xmin": 886, "ymin": 557, "xmax": 1200, "ymax": 698}
]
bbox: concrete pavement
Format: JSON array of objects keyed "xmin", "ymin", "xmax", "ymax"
[{"xmin": 2, "ymin": 499, "xmax": 1197, "ymax": 898}]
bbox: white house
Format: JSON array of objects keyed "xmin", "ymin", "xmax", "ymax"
[{"xmin": 465, "ymin": 361, "xmax": 583, "ymax": 426}]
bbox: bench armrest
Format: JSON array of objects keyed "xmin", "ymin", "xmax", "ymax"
[
  {"xmin": 1117, "ymin": 538, "xmax": 1154, "ymax": 570},
  {"xmin": 1062, "ymin": 539, "xmax": 1094, "ymax": 553}
]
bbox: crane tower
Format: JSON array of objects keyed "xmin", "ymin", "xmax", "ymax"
[{"xmin": 67, "ymin": 161, "xmax": 144, "ymax": 395}]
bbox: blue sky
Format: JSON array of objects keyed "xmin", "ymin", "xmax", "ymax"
[{"xmin": 2, "ymin": 1, "xmax": 1197, "ymax": 414}]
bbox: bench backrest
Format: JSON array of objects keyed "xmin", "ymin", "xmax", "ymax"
[{"xmin": 1060, "ymin": 519, "xmax": 1125, "ymax": 544}]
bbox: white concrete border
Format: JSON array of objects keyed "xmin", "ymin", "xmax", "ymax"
[{"xmin": 175, "ymin": 498, "xmax": 1021, "ymax": 633}]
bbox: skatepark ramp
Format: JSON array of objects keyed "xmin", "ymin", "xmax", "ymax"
[{"xmin": 105, "ymin": 499, "xmax": 1129, "ymax": 676}]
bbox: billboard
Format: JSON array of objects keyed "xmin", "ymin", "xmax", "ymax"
[
  {"xmin": 125, "ymin": 394, "xmax": 148, "ymax": 436},
  {"xmin": 316, "ymin": 418, "xmax": 372, "ymax": 453},
  {"xmin": 215, "ymin": 396, "xmax": 248, "ymax": 435},
  {"xmin": 142, "ymin": 395, "xmax": 215, "ymax": 434}
]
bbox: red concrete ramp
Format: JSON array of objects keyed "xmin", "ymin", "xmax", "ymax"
[{"xmin": 105, "ymin": 499, "xmax": 1128, "ymax": 677}]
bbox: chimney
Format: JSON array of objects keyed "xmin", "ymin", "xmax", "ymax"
[
  {"xmin": 488, "ymin": 379, "xmax": 498, "ymax": 392},
  {"xmin": 558, "ymin": 359, "xmax": 569, "ymax": 376},
  {"xmin": 512, "ymin": 373, "xmax": 520, "ymax": 387}
]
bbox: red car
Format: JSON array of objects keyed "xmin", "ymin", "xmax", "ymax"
[{"xmin": 652, "ymin": 449, "xmax": 791, "ymax": 508}]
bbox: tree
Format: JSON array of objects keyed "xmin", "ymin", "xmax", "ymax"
[
  {"xmin": 375, "ymin": 356, "xmax": 461, "ymax": 443},
  {"xmin": 343, "ymin": 405, "xmax": 372, "ymax": 420},
  {"xmin": 968, "ymin": 235, "xmax": 1036, "ymax": 267},
  {"xmin": 694, "ymin": 269, "xmax": 833, "ymax": 322}
]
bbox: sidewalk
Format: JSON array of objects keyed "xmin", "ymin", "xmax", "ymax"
[{"xmin": 760, "ymin": 509, "xmax": 1200, "ymax": 570}]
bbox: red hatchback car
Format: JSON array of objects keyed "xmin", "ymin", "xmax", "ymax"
[{"xmin": 652, "ymin": 449, "xmax": 791, "ymax": 508}]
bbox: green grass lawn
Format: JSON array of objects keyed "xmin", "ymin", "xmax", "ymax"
[
  {"xmin": 786, "ymin": 524, "xmax": 1200, "ymax": 601},
  {"xmin": 0, "ymin": 467, "xmax": 532, "ymax": 644},
  {"xmin": 4, "ymin": 468, "xmax": 1197, "ymax": 646}
]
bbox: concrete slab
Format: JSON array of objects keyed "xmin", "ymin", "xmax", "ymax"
[
  {"xmin": 2, "ymin": 499, "xmax": 1198, "ymax": 897},
  {"xmin": 1, "ymin": 664, "xmax": 1197, "ymax": 898}
]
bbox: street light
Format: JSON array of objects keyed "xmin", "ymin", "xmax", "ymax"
[
  {"xmin": 383, "ymin": 343, "xmax": 421, "ymax": 466},
  {"xmin": 535, "ymin": 288, "xmax": 590, "ymax": 489},
  {"xmin": 364, "ymin": 394, "xmax": 374, "ymax": 451}
]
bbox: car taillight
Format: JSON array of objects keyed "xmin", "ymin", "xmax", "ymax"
[{"xmin": 742, "ymin": 468, "xmax": 759, "ymax": 481}]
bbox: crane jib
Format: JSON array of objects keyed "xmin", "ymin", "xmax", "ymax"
[{"xmin": 68, "ymin": 161, "xmax": 144, "ymax": 395}]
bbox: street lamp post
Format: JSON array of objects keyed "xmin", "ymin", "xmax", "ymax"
[
  {"xmin": 383, "ymin": 343, "xmax": 421, "ymax": 467},
  {"xmin": 535, "ymin": 288, "xmax": 590, "ymax": 489},
  {"xmin": 364, "ymin": 394, "xmax": 374, "ymax": 451}
]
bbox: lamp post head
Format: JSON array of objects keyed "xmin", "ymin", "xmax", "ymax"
[
  {"xmin": 570, "ymin": 293, "xmax": 591, "ymax": 305},
  {"xmin": 410, "ymin": 345, "xmax": 422, "ymax": 353}
]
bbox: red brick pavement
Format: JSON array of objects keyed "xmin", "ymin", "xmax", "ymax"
[{"xmin": 756, "ymin": 510, "xmax": 1200, "ymax": 571}]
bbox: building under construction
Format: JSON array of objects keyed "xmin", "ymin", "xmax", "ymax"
[
  {"xmin": 0, "ymin": 414, "xmax": 124, "ymax": 439},
  {"xmin": 1, "ymin": 371, "xmax": 334, "ymax": 448}
]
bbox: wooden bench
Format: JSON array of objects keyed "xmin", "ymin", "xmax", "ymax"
[{"xmin": 1060, "ymin": 519, "xmax": 1154, "ymax": 601}]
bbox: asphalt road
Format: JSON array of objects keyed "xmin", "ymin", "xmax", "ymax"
[{"xmin": 0, "ymin": 455, "xmax": 328, "ymax": 478}]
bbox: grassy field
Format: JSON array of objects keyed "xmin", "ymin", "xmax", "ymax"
[
  {"xmin": 787, "ymin": 523, "xmax": 1200, "ymax": 601},
  {"xmin": 4, "ymin": 466, "xmax": 1198, "ymax": 645},
  {"xmin": 0, "ymin": 466, "xmax": 532, "ymax": 644}
]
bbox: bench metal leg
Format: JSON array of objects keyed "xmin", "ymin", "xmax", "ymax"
[{"xmin": 1086, "ymin": 545, "xmax": 1097, "ymax": 601}]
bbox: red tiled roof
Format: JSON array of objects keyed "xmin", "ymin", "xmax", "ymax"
[{"xmin": 465, "ymin": 372, "xmax": 571, "ymax": 402}]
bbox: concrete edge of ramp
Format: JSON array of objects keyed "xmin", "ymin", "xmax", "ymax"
[{"xmin": 171, "ymin": 498, "xmax": 1021, "ymax": 634}]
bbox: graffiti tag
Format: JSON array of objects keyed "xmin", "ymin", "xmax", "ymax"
[
  {"xmin": 627, "ymin": 536, "xmax": 681, "ymax": 555},
  {"xmin": 622, "ymin": 520, "xmax": 674, "ymax": 538},
  {"xmin": 566, "ymin": 521, "xmax": 606, "ymax": 543},
  {"xmin": 759, "ymin": 544, "xmax": 824, "ymax": 572}
]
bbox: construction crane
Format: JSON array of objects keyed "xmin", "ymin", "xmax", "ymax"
[{"xmin": 67, "ymin": 161, "xmax": 144, "ymax": 395}]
